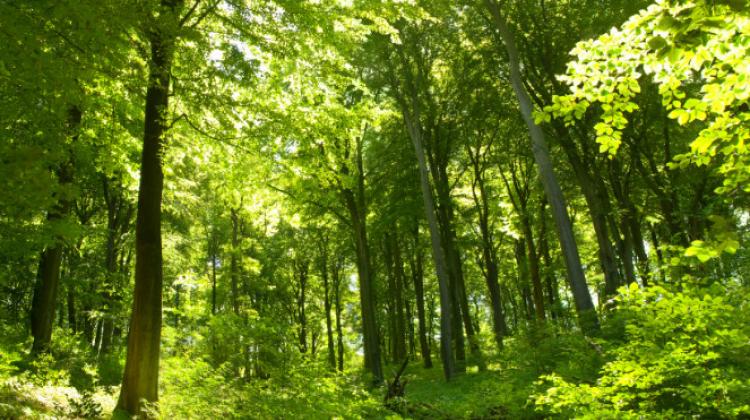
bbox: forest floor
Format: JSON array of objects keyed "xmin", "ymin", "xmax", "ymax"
[
  {"xmin": 1, "ymin": 325, "xmax": 545, "ymax": 419},
  {"xmin": 0, "ymin": 358, "xmax": 539, "ymax": 419},
  {"xmin": 389, "ymin": 360, "xmax": 538, "ymax": 419}
]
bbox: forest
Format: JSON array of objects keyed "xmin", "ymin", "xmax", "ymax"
[{"xmin": 1, "ymin": 0, "xmax": 749, "ymax": 418}]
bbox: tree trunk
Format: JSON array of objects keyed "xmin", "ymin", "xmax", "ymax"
[
  {"xmin": 320, "ymin": 242, "xmax": 336, "ymax": 370},
  {"xmin": 340, "ymin": 135, "xmax": 382, "ymax": 383},
  {"xmin": 332, "ymin": 257, "xmax": 345, "ymax": 372},
  {"xmin": 30, "ymin": 106, "xmax": 81, "ymax": 354},
  {"xmin": 538, "ymin": 198, "xmax": 562, "ymax": 320},
  {"xmin": 514, "ymin": 239, "xmax": 534, "ymax": 320},
  {"xmin": 467, "ymin": 145, "xmax": 508, "ymax": 349},
  {"xmin": 230, "ymin": 207, "xmax": 241, "ymax": 315},
  {"xmin": 295, "ymin": 258, "xmax": 308, "ymax": 354},
  {"xmin": 430, "ymin": 162, "xmax": 472, "ymax": 368},
  {"xmin": 67, "ymin": 286, "xmax": 76, "ymax": 333},
  {"xmin": 117, "ymin": 2, "xmax": 181, "ymax": 412},
  {"xmin": 211, "ymin": 251, "xmax": 217, "ymax": 315},
  {"xmin": 388, "ymin": 233, "xmax": 408, "ymax": 363},
  {"xmin": 521, "ymin": 213, "xmax": 546, "ymax": 321},
  {"xmin": 101, "ymin": 176, "xmax": 131, "ymax": 355},
  {"xmin": 409, "ymin": 231, "xmax": 432, "ymax": 368},
  {"xmin": 401, "ymin": 107, "xmax": 456, "ymax": 380},
  {"xmin": 484, "ymin": 1, "xmax": 598, "ymax": 333}
]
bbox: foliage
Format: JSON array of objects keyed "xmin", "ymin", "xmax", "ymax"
[
  {"xmin": 535, "ymin": 283, "xmax": 750, "ymax": 418},
  {"xmin": 541, "ymin": 0, "xmax": 750, "ymax": 198},
  {"xmin": 156, "ymin": 355, "xmax": 386, "ymax": 419},
  {"xmin": 1, "ymin": 0, "xmax": 749, "ymax": 418}
]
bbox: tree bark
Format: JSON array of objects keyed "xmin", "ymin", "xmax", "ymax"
[
  {"xmin": 230, "ymin": 206, "xmax": 241, "ymax": 315},
  {"xmin": 467, "ymin": 144, "xmax": 508, "ymax": 349},
  {"xmin": 385, "ymin": 233, "xmax": 408, "ymax": 363},
  {"xmin": 319, "ymin": 241, "xmax": 336, "ymax": 370},
  {"xmin": 401, "ymin": 106, "xmax": 456, "ymax": 380},
  {"xmin": 332, "ymin": 257, "xmax": 345, "ymax": 372},
  {"xmin": 538, "ymin": 198, "xmax": 562, "ymax": 320},
  {"xmin": 30, "ymin": 106, "xmax": 81, "ymax": 354},
  {"xmin": 67, "ymin": 286, "xmax": 76, "ymax": 333},
  {"xmin": 408, "ymin": 230, "xmax": 432, "ymax": 368},
  {"xmin": 484, "ymin": 0, "xmax": 598, "ymax": 333},
  {"xmin": 117, "ymin": 2, "xmax": 182, "ymax": 413},
  {"xmin": 390, "ymin": 46, "xmax": 456, "ymax": 379},
  {"xmin": 340, "ymin": 135, "xmax": 382, "ymax": 383},
  {"xmin": 295, "ymin": 258, "xmax": 308, "ymax": 354}
]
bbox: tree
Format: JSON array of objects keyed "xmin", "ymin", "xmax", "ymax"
[
  {"xmin": 483, "ymin": 0, "xmax": 599, "ymax": 333},
  {"xmin": 117, "ymin": 0, "xmax": 185, "ymax": 414}
]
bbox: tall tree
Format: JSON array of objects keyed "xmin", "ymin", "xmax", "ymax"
[
  {"xmin": 117, "ymin": 0, "xmax": 184, "ymax": 414},
  {"xmin": 30, "ymin": 106, "xmax": 82, "ymax": 354},
  {"xmin": 483, "ymin": 0, "xmax": 598, "ymax": 333}
]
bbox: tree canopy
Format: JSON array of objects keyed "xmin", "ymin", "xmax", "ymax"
[{"xmin": 0, "ymin": 0, "xmax": 748, "ymax": 418}]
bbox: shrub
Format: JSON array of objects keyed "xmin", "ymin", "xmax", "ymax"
[{"xmin": 534, "ymin": 283, "xmax": 750, "ymax": 418}]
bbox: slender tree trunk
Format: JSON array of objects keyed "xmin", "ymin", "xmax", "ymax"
[
  {"xmin": 484, "ymin": 1, "xmax": 598, "ymax": 333},
  {"xmin": 467, "ymin": 147, "xmax": 508, "ymax": 349},
  {"xmin": 345, "ymin": 200, "xmax": 382, "ymax": 381},
  {"xmin": 101, "ymin": 177, "xmax": 125, "ymax": 355},
  {"xmin": 341, "ymin": 136, "xmax": 382, "ymax": 383},
  {"xmin": 230, "ymin": 207, "xmax": 240, "ymax": 315},
  {"xmin": 295, "ymin": 259, "xmax": 308, "ymax": 354},
  {"xmin": 402, "ymin": 108, "xmax": 456, "ymax": 380},
  {"xmin": 409, "ymin": 232, "xmax": 432, "ymax": 368},
  {"xmin": 389, "ymin": 233, "xmax": 407, "ymax": 363},
  {"xmin": 211, "ymin": 251, "xmax": 217, "ymax": 315},
  {"xmin": 320, "ymin": 242, "xmax": 336, "ymax": 370},
  {"xmin": 332, "ymin": 257, "xmax": 345, "ymax": 372},
  {"xmin": 117, "ymin": 2, "xmax": 182, "ymax": 412},
  {"xmin": 405, "ymin": 291, "xmax": 416, "ymax": 357},
  {"xmin": 383, "ymin": 238, "xmax": 397, "ymax": 363},
  {"xmin": 514, "ymin": 239, "xmax": 534, "ymax": 320},
  {"xmin": 67, "ymin": 287, "xmax": 76, "ymax": 333},
  {"xmin": 539, "ymin": 198, "xmax": 562, "ymax": 320},
  {"xmin": 520, "ymin": 209, "xmax": 546, "ymax": 321},
  {"xmin": 94, "ymin": 319, "xmax": 103, "ymax": 353},
  {"xmin": 431, "ymin": 170, "xmax": 472, "ymax": 367},
  {"xmin": 30, "ymin": 106, "xmax": 81, "ymax": 354}
]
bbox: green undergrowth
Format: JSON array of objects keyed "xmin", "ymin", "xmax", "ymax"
[
  {"xmin": 391, "ymin": 362, "xmax": 536, "ymax": 419},
  {"xmin": 154, "ymin": 356, "xmax": 389, "ymax": 419},
  {"xmin": 0, "ymin": 324, "xmax": 117, "ymax": 419},
  {"xmin": 4, "ymin": 281, "xmax": 748, "ymax": 419}
]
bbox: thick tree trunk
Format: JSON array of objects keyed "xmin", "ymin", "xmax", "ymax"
[
  {"xmin": 30, "ymin": 106, "xmax": 81, "ymax": 354},
  {"xmin": 484, "ymin": 1, "xmax": 598, "ymax": 333},
  {"xmin": 117, "ymin": 2, "xmax": 181, "ymax": 412}
]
